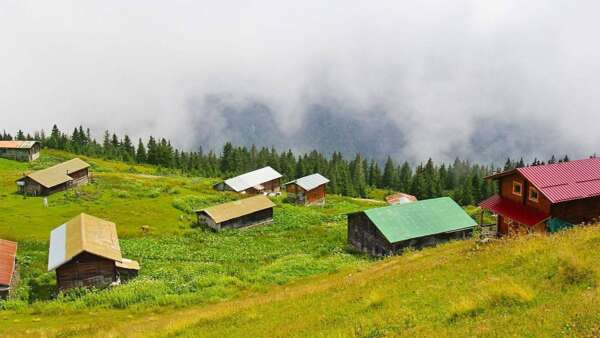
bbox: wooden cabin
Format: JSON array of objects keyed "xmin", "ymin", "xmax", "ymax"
[
  {"xmin": 0, "ymin": 239, "xmax": 18, "ymax": 300},
  {"xmin": 16, "ymin": 158, "xmax": 90, "ymax": 196},
  {"xmin": 196, "ymin": 195, "xmax": 276, "ymax": 231},
  {"xmin": 348, "ymin": 197, "xmax": 476, "ymax": 256},
  {"xmin": 285, "ymin": 173, "xmax": 330, "ymax": 205},
  {"xmin": 385, "ymin": 192, "xmax": 417, "ymax": 205},
  {"xmin": 479, "ymin": 158, "xmax": 600, "ymax": 236},
  {"xmin": 48, "ymin": 213, "xmax": 140, "ymax": 292},
  {"xmin": 0, "ymin": 141, "xmax": 40, "ymax": 162},
  {"xmin": 214, "ymin": 166, "xmax": 282, "ymax": 195}
]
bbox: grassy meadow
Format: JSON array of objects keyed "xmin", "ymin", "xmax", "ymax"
[{"xmin": 2, "ymin": 149, "xmax": 595, "ymax": 337}]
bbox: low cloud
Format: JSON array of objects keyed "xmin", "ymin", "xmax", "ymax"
[{"xmin": 1, "ymin": 1, "xmax": 599, "ymax": 162}]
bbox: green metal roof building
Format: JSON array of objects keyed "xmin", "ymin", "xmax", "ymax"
[{"xmin": 348, "ymin": 197, "xmax": 476, "ymax": 256}]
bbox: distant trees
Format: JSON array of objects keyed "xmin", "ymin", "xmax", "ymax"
[{"xmin": 13, "ymin": 124, "xmax": 576, "ymax": 205}]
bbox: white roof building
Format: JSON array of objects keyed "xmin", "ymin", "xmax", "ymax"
[
  {"xmin": 224, "ymin": 166, "xmax": 283, "ymax": 192},
  {"xmin": 286, "ymin": 173, "xmax": 330, "ymax": 191}
]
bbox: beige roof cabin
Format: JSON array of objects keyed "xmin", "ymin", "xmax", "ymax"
[
  {"xmin": 196, "ymin": 195, "xmax": 276, "ymax": 231},
  {"xmin": 385, "ymin": 192, "xmax": 417, "ymax": 205},
  {"xmin": 0, "ymin": 140, "xmax": 40, "ymax": 162},
  {"xmin": 48, "ymin": 213, "xmax": 140, "ymax": 291},
  {"xmin": 16, "ymin": 158, "xmax": 90, "ymax": 196}
]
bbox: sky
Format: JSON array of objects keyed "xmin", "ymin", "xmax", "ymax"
[{"xmin": 1, "ymin": 1, "xmax": 600, "ymax": 163}]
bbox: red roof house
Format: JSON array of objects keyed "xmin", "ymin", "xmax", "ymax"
[
  {"xmin": 0, "ymin": 239, "xmax": 17, "ymax": 299},
  {"xmin": 479, "ymin": 157, "xmax": 600, "ymax": 236}
]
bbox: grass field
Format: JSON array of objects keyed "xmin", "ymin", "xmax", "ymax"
[{"xmin": 2, "ymin": 150, "xmax": 592, "ymax": 337}]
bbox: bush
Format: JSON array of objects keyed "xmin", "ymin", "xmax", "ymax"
[{"xmin": 28, "ymin": 273, "xmax": 57, "ymax": 302}]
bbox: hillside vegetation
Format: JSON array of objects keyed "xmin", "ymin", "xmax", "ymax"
[{"xmin": 1, "ymin": 150, "xmax": 596, "ymax": 337}]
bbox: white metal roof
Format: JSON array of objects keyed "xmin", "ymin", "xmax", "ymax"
[
  {"xmin": 224, "ymin": 166, "xmax": 282, "ymax": 192},
  {"xmin": 286, "ymin": 173, "xmax": 330, "ymax": 191}
]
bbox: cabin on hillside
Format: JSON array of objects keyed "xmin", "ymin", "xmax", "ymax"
[
  {"xmin": 16, "ymin": 158, "xmax": 90, "ymax": 196},
  {"xmin": 285, "ymin": 173, "xmax": 330, "ymax": 205},
  {"xmin": 348, "ymin": 197, "xmax": 476, "ymax": 256},
  {"xmin": 0, "ymin": 239, "xmax": 18, "ymax": 300},
  {"xmin": 48, "ymin": 213, "xmax": 140, "ymax": 292},
  {"xmin": 385, "ymin": 192, "xmax": 417, "ymax": 205},
  {"xmin": 0, "ymin": 141, "xmax": 40, "ymax": 162},
  {"xmin": 479, "ymin": 157, "xmax": 600, "ymax": 236},
  {"xmin": 214, "ymin": 166, "xmax": 282, "ymax": 195},
  {"xmin": 196, "ymin": 195, "xmax": 276, "ymax": 231}
]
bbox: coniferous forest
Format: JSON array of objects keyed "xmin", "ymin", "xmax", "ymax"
[{"xmin": 1, "ymin": 126, "xmax": 573, "ymax": 205}]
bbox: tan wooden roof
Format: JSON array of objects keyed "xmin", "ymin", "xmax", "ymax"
[
  {"xmin": 0, "ymin": 140, "xmax": 39, "ymax": 149},
  {"xmin": 198, "ymin": 195, "xmax": 276, "ymax": 224},
  {"xmin": 48, "ymin": 213, "xmax": 123, "ymax": 271},
  {"xmin": 116, "ymin": 258, "xmax": 140, "ymax": 271},
  {"xmin": 22, "ymin": 158, "xmax": 90, "ymax": 188}
]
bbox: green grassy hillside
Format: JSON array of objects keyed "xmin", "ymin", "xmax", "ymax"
[{"xmin": 2, "ymin": 150, "xmax": 594, "ymax": 337}]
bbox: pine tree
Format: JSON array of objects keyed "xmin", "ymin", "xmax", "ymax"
[{"xmin": 136, "ymin": 138, "xmax": 147, "ymax": 163}]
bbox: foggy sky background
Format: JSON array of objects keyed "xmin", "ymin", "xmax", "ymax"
[{"xmin": 2, "ymin": 1, "xmax": 600, "ymax": 163}]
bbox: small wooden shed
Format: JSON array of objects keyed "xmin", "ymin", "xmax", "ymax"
[
  {"xmin": 16, "ymin": 158, "xmax": 90, "ymax": 196},
  {"xmin": 215, "ymin": 166, "xmax": 282, "ymax": 195},
  {"xmin": 0, "ymin": 141, "xmax": 41, "ymax": 162},
  {"xmin": 0, "ymin": 239, "xmax": 18, "ymax": 300},
  {"xmin": 48, "ymin": 213, "xmax": 140, "ymax": 292},
  {"xmin": 385, "ymin": 192, "xmax": 417, "ymax": 205},
  {"xmin": 348, "ymin": 197, "xmax": 476, "ymax": 256},
  {"xmin": 196, "ymin": 195, "xmax": 276, "ymax": 231},
  {"xmin": 285, "ymin": 173, "xmax": 330, "ymax": 205}
]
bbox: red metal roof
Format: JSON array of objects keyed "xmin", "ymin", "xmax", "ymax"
[
  {"xmin": 479, "ymin": 195, "xmax": 550, "ymax": 226},
  {"xmin": 486, "ymin": 158, "xmax": 600, "ymax": 204},
  {"xmin": 517, "ymin": 158, "xmax": 600, "ymax": 203},
  {"xmin": 0, "ymin": 239, "xmax": 17, "ymax": 286}
]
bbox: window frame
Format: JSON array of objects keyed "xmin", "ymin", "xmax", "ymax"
[
  {"xmin": 512, "ymin": 181, "xmax": 523, "ymax": 197},
  {"xmin": 529, "ymin": 187, "xmax": 539, "ymax": 203}
]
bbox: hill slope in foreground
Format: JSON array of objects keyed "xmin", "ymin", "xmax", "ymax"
[{"xmin": 0, "ymin": 151, "xmax": 599, "ymax": 337}]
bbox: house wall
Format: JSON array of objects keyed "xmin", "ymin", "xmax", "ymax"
[
  {"xmin": 56, "ymin": 252, "xmax": 117, "ymax": 291},
  {"xmin": 287, "ymin": 184, "xmax": 326, "ymax": 205},
  {"xmin": 348, "ymin": 212, "xmax": 474, "ymax": 257},
  {"xmin": 116, "ymin": 268, "xmax": 138, "ymax": 283},
  {"xmin": 0, "ymin": 146, "xmax": 39, "ymax": 162},
  {"xmin": 499, "ymin": 173, "xmax": 552, "ymax": 213},
  {"xmin": 219, "ymin": 208, "xmax": 274, "ymax": 230},
  {"xmin": 551, "ymin": 196, "xmax": 600, "ymax": 224}
]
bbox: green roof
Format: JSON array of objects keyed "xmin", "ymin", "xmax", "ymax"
[{"xmin": 362, "ymin": 197, "xmax": 476, "ymax": 243}]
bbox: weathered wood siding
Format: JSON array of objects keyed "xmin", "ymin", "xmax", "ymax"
[
  {"xmin": 0, "ymin": 145, "xmax": 40, "ymax": 162},
  {"xmin": 551, "ymin": 196, "xmax": 600, "ymax": 224},
  {"xmin": 56, "ymin": 252, "xmax": 116, "ymax": 291},
  {"xmin": 287, "ymin": 183, "xmax": 326, "ymax": 205},
  {"xmin": 198, "ymin": 208, "xmax": 274, "ymax": 231}
]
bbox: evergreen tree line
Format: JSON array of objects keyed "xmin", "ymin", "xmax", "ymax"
[{"xmin": 0, "ymin": 125, "xmax": 576, "ymax": 205}]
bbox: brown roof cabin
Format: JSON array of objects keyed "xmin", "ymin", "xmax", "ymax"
[
  {"xmin": 16, "ymin": 158, "xmax": 90, "ymax": 196},
  {"xmin": 285, "ymin": 173, "xmax": 330, "ymax": 205},
  {"xmin": 0, "ymin": 239, "xmax": 18, "ymax": 300},
  {"xmin": 214, "ymin": 166, "xmax": 283, "ymax": 195},
  {"xmin": 0, "ymin": 141, "xmax": 41, "ymax": 162},
  {"xmin": 48, "ymin": 213, "xmax": 140, "ymax": 292},
  {"xmin": 479, "ymin": 157, "xmax": 600, "ymax": 237},
  {"xmin": 385, "ymin": 192, "xmax": 417, "ymax": 205},
  {"xmin": 196, "ymin": 195, "xmax": 276, "ymax": 231}
]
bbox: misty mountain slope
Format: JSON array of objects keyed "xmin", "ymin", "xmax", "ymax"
[{"xmin": 189, "ymin": 97, "xmax": 409, "ymax": 159}]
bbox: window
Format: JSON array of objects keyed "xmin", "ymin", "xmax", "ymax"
[
  {"xmin": 512, "ymin": 181, "xmax": 523, "ymax": 196},
  {"xmin": 529, "ymin": 187, "xmax": 539, "ymax": 202}
]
